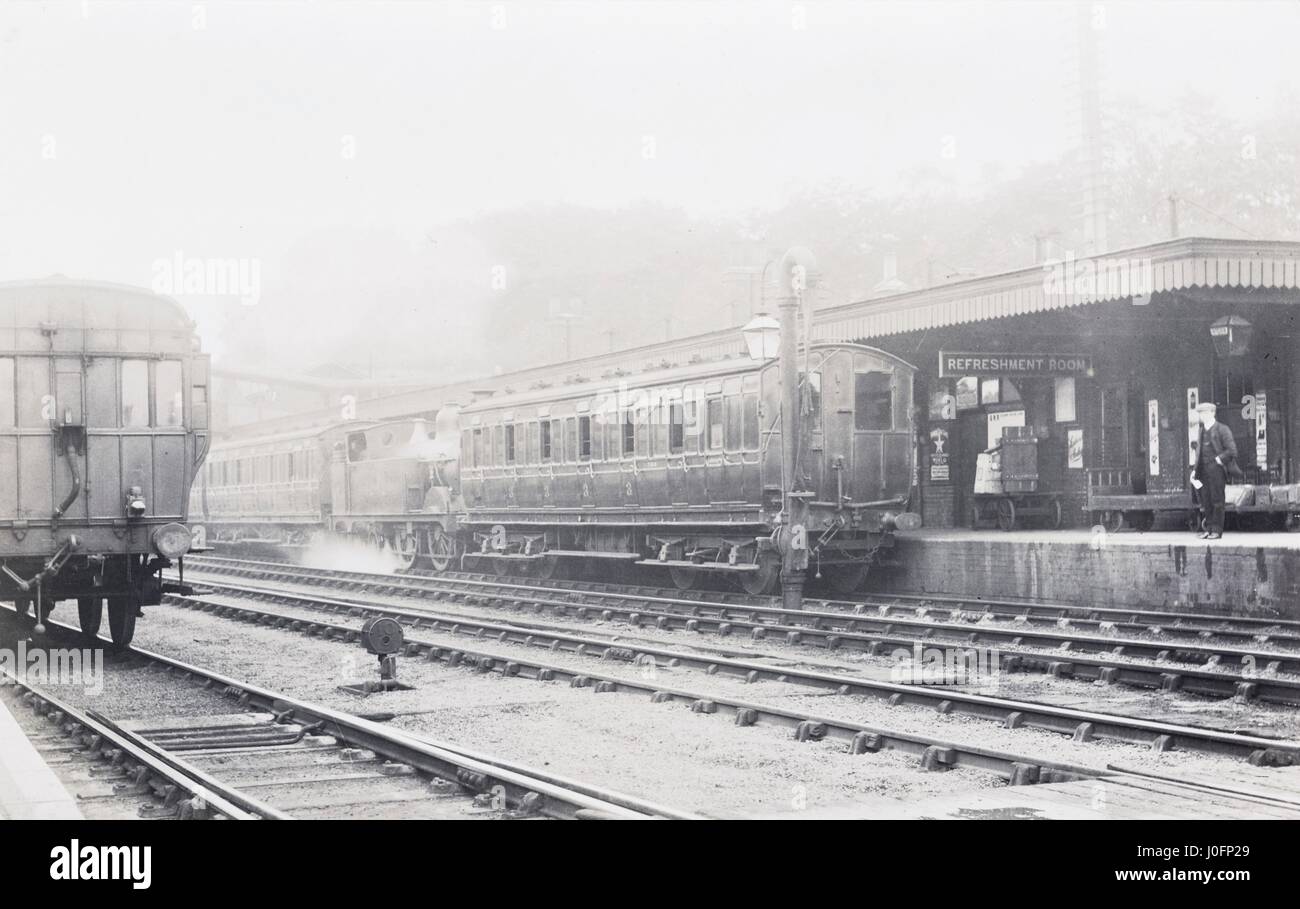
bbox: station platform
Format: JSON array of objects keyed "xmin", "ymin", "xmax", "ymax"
[
  {"xmin": 885, "ymin": 529, "xmax": 1300, "ymax": 617},
  {"xmin": 0, "ymin": 694, "xmax": 82, "ymax": 820}
]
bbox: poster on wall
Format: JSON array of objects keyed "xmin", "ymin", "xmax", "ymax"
[
  {"xmin": 955, "ymin": 376, "xmax": 979, "ymax": 410},
  {"xmin": 1147, "ymin": 399, "xmax": 1160, "ymax": 477},
  {"xmin": 1256, "ymin": 391, "xmax": 1268, "ymax": 469},
  {"xmin": 1186, "ymin": 387, "xmax": 1200, "ymax": 467},
  {"xmin": 929, "ymin": 427, "xmax": 950, "ymax": 483},
  {"xmin": 1068, "ymin": 429, "xmax": 1083, "ymax": 469},
  {"xmin": 986, "ymin": 409, "xmax": 1025, "ymax": 449}
]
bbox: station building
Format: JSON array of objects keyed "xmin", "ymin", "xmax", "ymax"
[{"xmin": 813, "ymin": 237, "xmax": 1300, "ymax": 530}]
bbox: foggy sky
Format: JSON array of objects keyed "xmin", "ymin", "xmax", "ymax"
[{"xmin": 1, "ymin": 0, "xmax": 1296, "ymax": 366}]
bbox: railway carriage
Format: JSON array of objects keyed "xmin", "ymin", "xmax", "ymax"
[
  {"xmin": 193, "ymin": 413, "xmax": 463, "ymax": 568},
  {"xmin": 0, "ymin": 279, "xmax": 209, "ymax": 647},
  {"xmin": 457, "ymin": 342, "xmax": 919, "ymax": 593}
]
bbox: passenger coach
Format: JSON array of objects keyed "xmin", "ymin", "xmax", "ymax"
[
  {"xmin": 0, "ymin": 279, "xmax": 209, "ymax": 647},
  {"xmin": 458, "ymin": 342, "xmax": 919, "ymax": 593}
]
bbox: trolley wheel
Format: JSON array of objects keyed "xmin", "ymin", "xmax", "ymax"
[
  {"xmin": 736, "ymin": 552, "xmax": 780, "ymax": 596},
  {"xmin": 107, "ymin": 595, "xmax": 137, "ymax": 651},
  {"xmin": 78, "ymin": 597, "xmax": 103, "ymax": 640},
  {"xmin": 827, "ymin": 563, "xmax": 870, "ymax": 595},
  {"xmin": 1102, "ymin": 510, "xmax": 1125, "ymax": 533},
  {"xmin": 427, "ymin": 529, "xmax": 457, "ymax": 572},
  {"xmin": 995, "ymin": 497, "xmax": 1017, "ymax": 532},
  {"xmin": 1046, "ymin": 498, "xmax": 1063, "ymax": 530},
  {"xmin": 668, "ymin": 566, "xmax": 699, "ymax": 591},
  {"xmin": 1131, "ymin": 511, "xmax": 1155, "ymax": 532}
]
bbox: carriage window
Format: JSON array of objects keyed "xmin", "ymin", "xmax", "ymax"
[
  {"xmin": 668, "ymin": 402, "xmax": 685, "ymax": 454},
  {"xmin": 0, "ymin": 358, "xmax": 13, "ymax": 427},
  {"xmin": 540, "ymin": 420, "xmax": 553, "ymax": 461},
  {"xmin": 527, "ymin": 421, "xmax": 539, "ymax": 464},
  {"xmin": 564, "ymin": 417, "xmax": 577, "ymax": 463},
  {"xmin": 603, "ymin": 413, "xmax": 619, "ymax": 460},
  {"xmin": 504, "ymin": 424, "xmax": 516, "ymax": 464},
  {"xmin": 348, "ymin": 431, "xmax": 368, "ymax": 461},
  {"xmin": 622, "ymin": 410, "xmax": 635, "ymax": 457},
  {"xmin": 636, "ymin": 406, "xmax": 650, "ymax": 457},
  {"xmin": 855, "ymin": 372, "xmax": 893, "ymax": 430},
  {"xmin": 803, "ymin": 371, "xmax": 822, "ymax": 431},
  {"xmin": 706, "ymin": 398, "xmax": 724, "ymax": 450},
  {"xmin": 743, "ymin": 392, "xmax": 759, "ymax": 449},
  {"xmin": 725, "ymin": 396, "xmax": 743, "ymax": 450},
  {"xmin": 121, "ymin": 360, "xmax": 150, "ymax": 428},
  {"xmin": 156, "ymin": 361, "xmax": 183, "ymax": 427},
  {"xmin": 551, "ymin": 419, "xmax": 562, "ymax": 461},
  {"xmin": 683, "ymin": 398, "xmax": 700, "ymax": 452},
  {"xmin": 578, "ymin": 416, "xmax": 592, "ymax": 460}
]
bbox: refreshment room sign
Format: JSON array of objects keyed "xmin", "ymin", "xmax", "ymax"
[{"xmin": 939, "ymin": 352, "xmax": 1093, "ymax": 378}]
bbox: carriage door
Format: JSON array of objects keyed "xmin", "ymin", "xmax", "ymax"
[{"xmin": 817, "ymin": 353, "xmax": 850, "ymax": 503}]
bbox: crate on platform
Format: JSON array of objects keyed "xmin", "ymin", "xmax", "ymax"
[
  {"xmin": 974, "ymin": 451, "xmax": 1003, "ymax": 494},
  {"xmin": 1227, "ymin": 485, "xmax": 1254, "ymax": 507},
  {"xmin": 1001, "ymin": 437, "xmax": 1040, "ymax": 482}
]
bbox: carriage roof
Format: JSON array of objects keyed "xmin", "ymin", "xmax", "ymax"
[{"xmin": 0, "ymin": 278, "xmax": 196, "ymax": 352}]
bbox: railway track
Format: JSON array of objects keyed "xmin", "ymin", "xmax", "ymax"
[
  {"xmin": 161, "ymin": 574, "xmax": 1300, "ymax": 767},
  {"xmin": 1, "ymin": 670, "xmax": 283, "ymax": 820},
  {"xmin": 207, "ymin": 550, "xmax": 1300, "ymax": 645},
  {"xmin": 182, "ymin": 556, "xmax": 1300, "ymax": 706},
  {"xmin": 0, "ymin": 607, "xmax": 693, "ymax": 820}
]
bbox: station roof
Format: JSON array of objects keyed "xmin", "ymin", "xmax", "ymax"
[{"xmin": 812, "ymin": 237, "xmax": 1300, "ymax": 342}]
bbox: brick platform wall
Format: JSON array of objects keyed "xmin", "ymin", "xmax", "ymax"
[{"xmin": 880, "ymin": 537, "xmax": 1300, "ymax": 617}]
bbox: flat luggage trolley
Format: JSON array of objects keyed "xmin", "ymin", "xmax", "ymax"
[
  {"xmin": 970, "ymin": 490, "xmax": 1063, "ymax": 531},
  {"xmin": 970, "ymin": 431, "xmax": 1063, "ymax": 531},
  {"xmin": 1085, "ymin": 467, "xmax": 1300, "ymax": 532}
]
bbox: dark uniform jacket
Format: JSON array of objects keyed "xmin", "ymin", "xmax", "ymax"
[{"xmin": 1196, "ymin": 421, "xmax": 1243, "ymax": 480}]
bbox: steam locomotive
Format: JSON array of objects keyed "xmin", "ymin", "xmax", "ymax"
[
  {"xmin": 194, "ymin": 341, "xmax": 920, "ymax": 594},
  {"xmin": 0, "ymin": 279, "xmax": 210, "ymax": 647}
]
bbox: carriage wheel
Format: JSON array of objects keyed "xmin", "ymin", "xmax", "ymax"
[
  {"xmin": 1131, "ymin": 511, "xmax": 1155, "ymax": 532},
  {"xmin": 668, "ymin": 566, "xmax": 699, "ymax": 591},
  {"xmin": 827, "ymin": 562, "xmax": 870, "ymax": 595},
  {"xmin": 995, "ymin": 498, "xmax": 1017, "ymax": 532},
  {"xmin": 1103, "ymin": 510, "xmax": 1125, "ymax": 533},
  {"xmin": 394, "ymin": 532, "xmax": 420, "ymax": 570},
  {"xmin": 534, "ymin": 554, "xmax": 563, "ymax": 580},
  {"xmin": 736, "ymin": 552, "xmax": 780, "ymax": 596},
  {"xmin": 78, "ymin": 597, "xmax": 104, "ymax": 640},
  {"xmin": 427, "ymin": 529, "xmax": 457, "ymax": 573},
  {"xmin": 107, "ymin": 595, "xmax": 137, "ymax": 651}
]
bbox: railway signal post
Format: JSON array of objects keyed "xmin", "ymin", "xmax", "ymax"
[{"xmin": 745, "ymin": 247, "xmax": 817, "ymax": 611}]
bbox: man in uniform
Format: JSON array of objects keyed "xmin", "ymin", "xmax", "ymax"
[{"xmin": 1193, "ymin": 402, "xmax": 1240, "ymax": 539}]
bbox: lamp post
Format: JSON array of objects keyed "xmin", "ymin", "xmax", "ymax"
[{"xmin": 742, "ymin": 246, "xmax": 816, "ymax": 611}]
